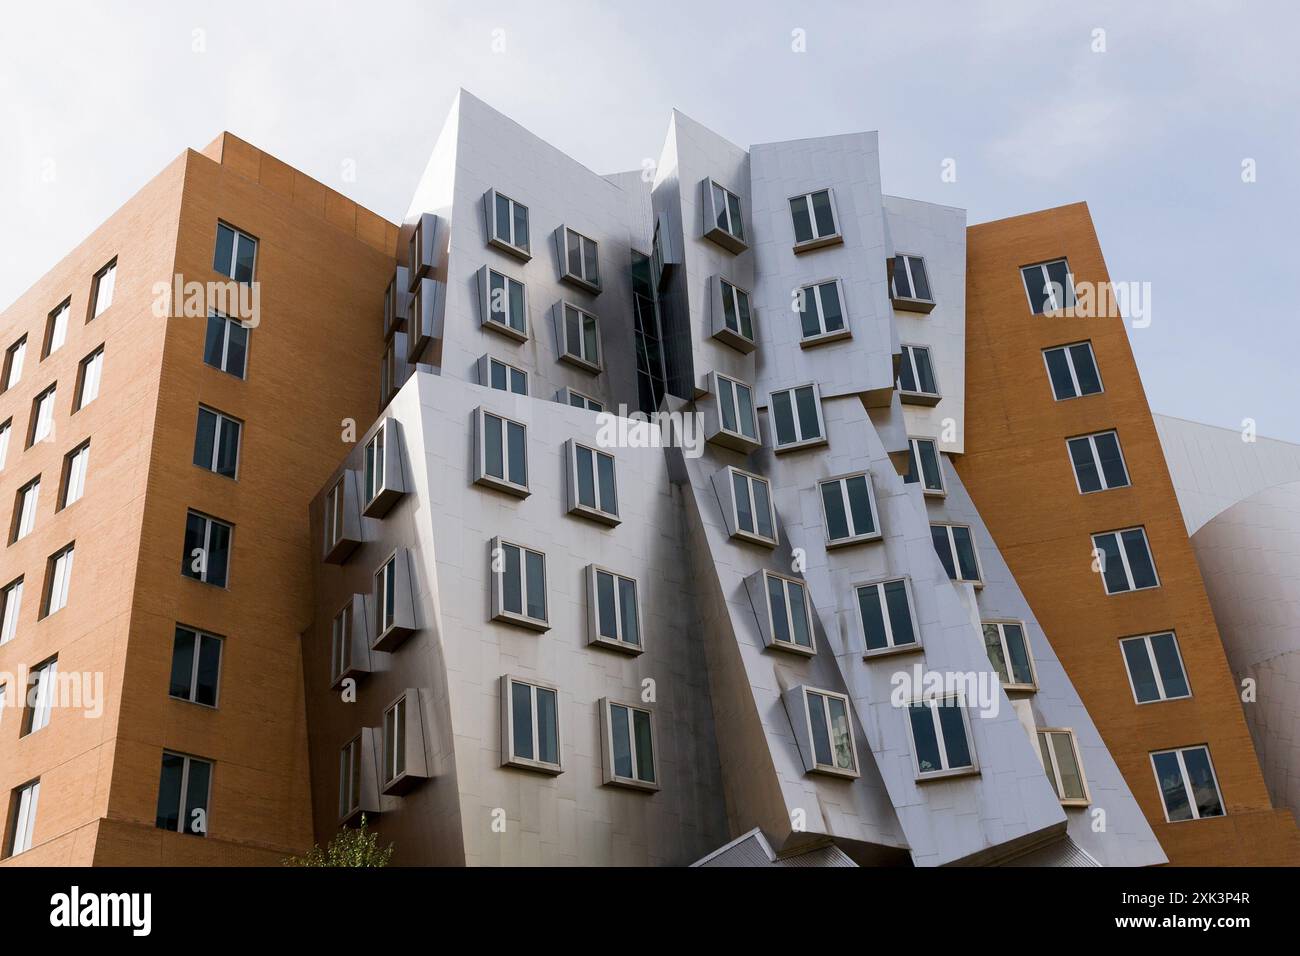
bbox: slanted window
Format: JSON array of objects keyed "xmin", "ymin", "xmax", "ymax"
[
  {"xmin": 4, "ymin": 780, "xmax": 39, "ymax": 857},
  {"xmin": 28, "ymin": 385, "xmax": 56, "ymax": 446},
  {"xmin": 193, "ymin": 406, "xmax": 241, "ymax": 479},
  {"xmin": 373, "ymin": 551, "xmax": 418, "ymax": 650},
  {"xmin": 711, "ymin": 373, "xmax": 759, "ymax": 448},
  {"xmin": 12, "ymin": 477, "xmax": 39, "ymax": 542},
  {"xmin": 819, "ymin": 473, "xmax": 879, "ymax": 545},
  {"xmin": 796, "ymin": 279, "xmax": 848, "ymax": 342},
  {"xmin": 490, "ymin": 537, "xmax": 548, "ymax": 630},
  {"xmin": 2, "ymin": 337, "xmax": 25, "ymax": 392},
  {"xmin": 890, "ymin": 254, "xmax": 934, "ymax": 310},
  {"xmin": 982, "ymin": 621, "xmax": 1036, "ymax": 690},
  {"xmin": 600, "ymin": 699, "xmax": 658, "ymax": 790},
  {"xmin": 169, "ymin": 625, "xmax": 222, "ymax": 707},
  {"xmin": 58, "ymin": 440, "xmax": 90, "ymax": 509},
  {"xmin": 43, "ymin": 299, "xmax": 70, "ymax": 358},
  {"xmin": 214, "ymin": 223, "xmax": 257, "ymax": 283},
  {"xmin": 931, "ymin": 523, "xmax": 981, "ymax": 585},
  {"xmin": 857, "ymin": 578, "xmax": 919, "ymax": 654},
  {"xmin": 728, "ymin": 467, "xmax": 777, "ymax": 547},
  {"xmin": 324, "ymin": 476, "xmax": 348, "ymax": 558},
  {"xmin": 1151, "ymin": 745, "xmax": 1224, "ymax": 822},
  {"xmin": 1043, "ymin": 341, "xmax": 1102, "ymax": 400},
  {"xmin": 0, "ymin": 577, "xmax": 21, "ymax": 645},
  {"xmin": 801, "ymin": 687, "xmax": 858, "ymax": 776},
  {"xmin": 588, "ymin": 566, "xmax": 641, "ymax": 653},
  {"xmin": 702, "ymin": 179, "xmax": 746, "ymax": 253},
  {"xmin": 711, "ymin": 277, "xmax": 755, "ymax": 352},
  {"xmin": 339, "ymin": 736, "xmax": 362, "ymax": 821},
  {"xmin": 898, "ymin": 344, "xmax": 940, "ymax": 401},
  {"xmin": 560, "ymin": 303, "xmax": 602, "ymax": 372},
  {"xmin": 905, "ymin": 437, "xmax": 945, "ymax": 495},
  {"xmin": 503, "ymin": 676, "xmax": 562, "ymax": 773},
  {"xmin": 481, "ymin": 268, "xmax": 528, "ymax": 339},
  {"xmin": 1120, "ymin": 632, "xmax": 1191, "ymax": 703},
  {"xmin": 560, "ymin": 387, "xmax": 603, "ymax": 412},
  {"xmin": 486, "ymin": 356, "xmax": 528, "ymax": 395},
  {"xmin": 1038, "ymin": 730, "xmax": 1089, "ymax": 805},
  {"xmin": 156, "ymin": 751, "xmax": 212, "ymax": 836},
  {"xmin": 1068, "ymin": 430, "xmax": 1129, "ymax": 493},
  {"xmin": 75, "ymin": 346, "xmax": 104, "ymax": 411},
  {"xmin": 487, "ymin": 189, "xmax": 530, "ymax": 259},
  {"xmin": 330, "ymin": 601, "xmax": 354, "ymax": 686},
  {"xmin": 383, "ymin": 697, "xmax": 407, "ymax": 785},
  {"xmin": 89, "ymin": 259, "xmax": 117, "ymax": 318},
  {"xmin": 561, "ymin": 227, "xmax": 600, "ymax": 292},
  {"xmin": 182, "ymin": 511, "xmax": 231, "ymax": 587},
  {"xmin": 789, "ymin": 188, "xmax": 841, "ymax": 250},
  {"xmin": 41, "ymin": 544, "xmax": 74, "ymax": 616},
  {"xmin": 0, "ymin": 419, "xmax": 9, "ymax": 471},
  {"xmin": 20, "ymin": 657, "xmax": 57, "ymax": 734},
  {"xmin": 907, "ymin": 697, "xmax": 977, "ymax": 778},
  {"xmin": 378, "ymin": 690, "xmax": 428, "ymax": 792},
  {"xmin": 1092, "ymin": 527, "xmax": 1158, "ymax": 594},
  {"xmin": 763, "ymin": 570, "xmax": 815, "ymax": 654},
  {"xmin": 474, "ymin": 408, "xmax": 528, "ymax": 496},
  {"xmin": 769, "ymin": 384, "xmax": 825, "ymax": 451},
  {"xmin": 1022, "ymin": 258, "xmax": 1076, "ymax": 315},
  {"xmin": 204, "ymin": 313, "xmax": 249, "ymax": 379}
]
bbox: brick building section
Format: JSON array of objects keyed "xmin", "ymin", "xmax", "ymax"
[
  {"xmin": 957, "ymin": 202, "xmax": 1299, "ymax": 865},
  {"xmin": 0, "ymin": 134, "xmax": 395, "ymax": 865}
]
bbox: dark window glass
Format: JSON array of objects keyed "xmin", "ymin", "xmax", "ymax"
[
  {"xmin": 952, "ymin": 526, "xmax": 979, "ymax": 581},
  {"xmin": 1150, "ymin": 633, "xmax": 1189, "ymax": 698},
  {"xmin": 859, "ymin": 586, "xmax": 887, "ymax": 651},
  {"xmin": 1122, "ymin": 529, "xmax": 1157, "ymax": 589},
  {"xmin": 821, "ymin": 481, "xmax": 849, "ymax": 540},
  {"xmin": 1096, "ymin": 533, "xmax": 1128, "ymax": 593},
  {"xmin": 1182, "ymin": 748, "xmax": 1223, "ymax": 818},
  {"xmin": 195, "ymin": 635, "xmax": 220, "ymax": 706},
  {"xmin": 808, "ymin": 693, "xmax": 833, "ymax": 766},
  {"xmin": 524, "ymin": 550, "xmax": 545, "ymax": 621},
  {"xmin": 576, "ymin": 445, "xmax": 596, "ymax": 508},
  {"xmin": 937, "ymin": 702, "xmax": 972, "ymax": 768},
  {"xmin": 845, "ymin": 475, "xmax": 874, "ymax": 536},
  {"xmin": 611, "ymin": 705, "xmax": 633, "ymax": 778},
  {"xmin": 193, "ymin": 409, "xmax": 217, "ymax": 471},
  {"xmin": 597, "ymin": 571, "xmax": 617, "ymax": 638},
  {"xmin": 795, "ymin": 387, "xmax": 820, "ymax": 439},
  {"xmin": 733, "ymin": 472, "xmax": 753, "ymax": 533},
  {"xmin": 484, "ymin": 414, "xmax": 503, "ymax": 480},
  {"xmin": 633, "ymin": 710, "xmax": 654, "ymax": 782},
  {"xmin": 818, "ymin": 282, "xmax": 844, "ymax": 331},
  {"xmin": 618, "ymin": 577, "xmax": 639, "ymax": 646},
  {"xmin": 1095, "ymin": 432, "xmax": 1129, "ymax": 488},
  {"xmin": 772, "ymin": 391, "xmax": 797, "ymax": 445},
  {"xmin": 790, "ymin": 197, "xmax": 813, "ymax": 244},
  {"xmin": 752, "ymin": 478, "xmax": 773, "ymax": 539},
  {"xmin": 213, "ymin": 225, "xmax": 234, "ymax": 277},
  {"xmin": 490, "ymin": 361, "xmax": 507, "ymax": 391},
  {"xmin": 811, "ymin": 190, "xmax": 835, "ymax": 236},
  {"xmin": 1044, "ymin": 347, "xmax": 1076, "ymax": 399},
  {"xmin": 1122, "ymin": 637, "xmax": 1161, "ymax": 703},
  {"xmin": 182, "ymin": 759, "xmax": 211, "ymax": 834},
  {"xmin": 1069, "ymin": 343, "xmax": 1102, "ymax": 395},
  {"xmin": 932, "ymin": 525, "xmax": 957, "ymax": 579},
  {"xmin": 503, "ymin": 545, "xmax": 521, "ymax": 615},
  {"xmin": 908, "ymin": 257, "xmax": 931, "ymax": 301},
  {"xmin": 1022, "ymin": 264, "xmax": 1050, "ymax": 314},
  {"xmin": 536, "ymin": 687, "xmax": 557, "ymax": 765},
  {"xmin": 511, "ymin": 681, "xmax": 533, "ymax": 760},
  {"xmin": 767, "ymin": 575, "xmax": 790, "ymax": 644},
  {"xmin": 169, "ymin": 628, "xmax": 197, "ymax": 699},
  {"xmin": 1153, "ymin": 750, "xmax": 1192, "ymax": 821},
  {"xmin": 155, "ymin": 752, "xmax": 184, "ymax": 831},
  {"xmin": 898, "ymin": 348, "xmax": 918, "ymax": 392},
  {"xmin": 596, "ymin": 453, "xmax": 616, "ymax": 514},
  {"xmin": 913, "ymin": 346, "xmax": 937, "ymax": 393},
  {"xmin": 1069, "ymin": 436, "xmax": 1102, "ymax": 492},
  {"xmin": 506, "ymin": 421, "xmax": 526, "ymax": 486},
  {"xmin": 203, "ymin": 314, "xmax": 226, "ymax": 369},
  {"xmin": 909, "ymin": 704, "xmax": 942, "ymax": 773},
  {"xmin": 495, "ymin": 194, "xmax": 512, "ymax": 245},
  {"xmin": 893, "ymin": 255, "xmax": 912, "ymax": 299},
  {"xmin": 884, "ymin": 581, "xmax": 914, "ymax": 645}
]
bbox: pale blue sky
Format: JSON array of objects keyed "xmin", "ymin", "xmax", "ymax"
[{"xmin": 2, "ymin": 0, "xmax": 1296, "ymax": 439}]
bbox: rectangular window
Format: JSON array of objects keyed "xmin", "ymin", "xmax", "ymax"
[
  {"xmin": 2, "ymin": 337, "xmax": 25, "ymax": 391},
  {"xmin": 364, "ymin": 424, "xmax": 386, "ymax": 505},
  {"xmin": 155, "ymin": 751, "xmax": 212, "ymax": 836},
  {"xmin": 485, "ymin": 269, "xmax": 528, "ymax": 337},
  {"xmin": 705, "ymin": 179, "xmax": 746, "ymax": 249},
  {"xmin": 890, "ymin": 254, "xmax": 933, "ymax": 306},
  {"xmin": 562, "ymin": 387, "xmax": 603, "ymax": 412},
  {"xmin": 1092, "ymin": 527, "xmax": 1159, "ymax": 594},
  {"xmin": 770, "ymin": 384, "xmax": 825, "ymax": 451},
  {"xmin": 601, "ymin": 699, "xmax": 657, "ymax": 789},
  {"xmin": 1151, "ymin": 745, "xmax": 1224, "ymax": 822},
  {"xmin": 1038, "ymin": 730, "xmax": 1089, "ymax": 805},
  {"xmin": 0, "ymin": 577, "xmax": 21, "ymax": 645},
  {"xmin": 476, "ymin": 408, "xmax": 528, "ymax": 494},
  {"xmin": 375, "ymin": 556, "xmax": 397, "ymax": 637},
  {"xmin": 729, "ymin": 467, "xmax": 777, "ymax": 546},
  {"xmin": 488, "ymin": 189, "xmax": 530, "ymax": 258},
  {"xmin": 505, "ymin": 677, "xmax": 561, "ymax": 773},
  {"xmin": 908, "ymin": 697, "xmax": 977, "ymax": 777},
  {"xmin": 561, "ymin": 303, "xmax": 601, "ymax": 371},
  {"xmin": 488, "ymin": 357, "xmax": 528, "ymax": 396},
  {"xmin": 590, "ymin": 567, "xmax": 641, "ymax": 652},
  {"xmin": 717, "ymin": 279, "xmax": 754, "ymax": 346},
  {"xmin": 28, "ymin": 385, "xmax": 56, "ymax": 446},
  {"xmin": 820, "ymin": 473, "xmax": 879, "ymax": 545},
  {"xmin": 193, "ymin": 406, "xmax": 241, "ymax": 479},
  {"xmin": 857, "ymin": 578, "xmax": 919, "ymax": 654},
  {"xmin": 330, "ymin": 602, "xmax": 353, "ymax": 685},
  {"xmin": 982, "ymin": 621, "xmax": 1036, "ymax": 689},
  {"xmin": 43, "ymin": 300, "xmax": 70, "ymax": 358},
  {"xmin": 42, "ymin": 544, "xmax": 74, "ymax": 616},
  {"xmin": 714, "ymin": 373, "xmax": 759, "ymax": 444},
  {"xmin": 213, "ymin": 223, "xmax": 257, "ymax": 283},
  {"xmin": 898, "ymin": 344, "xmax": 940, "ymax": 398},
  {"xmin": 562, "ymin": 227, "xmax": 600, "ymax": 291},
  {"xmin": 75, "ymin": 346, "xmax": 103, "ymax": 411},
  {"xmin": 59, "ymin": 440, "xmax": 90, "ymax": 509},
  {"xmin": 169, "ymin": 625, "xmax": 222, "ymax": 707},
  {"xmin": 339, "ymin": 736, "xmax": 362, "ymax": 820},
  {"xmin": 797, "ymin": 279, "xmax": 847, "ymax": 341},
  {"xmin": 4, "ymin": 781, "xmax": 39, "ymax": 857},
  {"xmin": 1068, "ymin": 430, "xmax": 1129, "ymax": 493},
  {"xmin": 21, "ymin": 657, "xmax": 57, "ymax": 735},
  {"xmin": 764, "ymin": 571, "xmax": 815, "ymax": 653},
  {"xmin": 1120, "ymin": 632, "xmax": 1191, "ymax": 703},
  {"xmin": 491, "ymin": 537, "xmax": 548, "ymax": 630},
  {"xmin": 1043, "ymin": 341, "xmax": 1102, "ymax": 400},
  {"xmin": 324, "ymin": 478, "xmax": 346, "ymax": 555},
  {"xmin": 0, "ymin": 419, "xmax": 10, "ymax": 470},
  {"xmin": 90, "ymin": 259, "xmax": 117, "ymax": 318},
  {"xmin": 182, "ymin": 511, "xmax": 232, "ymax": 587},
  {"xmin": 931, "ymin": 523, "xmax": 981, "ymax": 585},
  {"xmin": 804, "ymin": 688, "xmax": 857, "ymax": 775},
  {"xmin": 203, "ymin": 313, "xmax": 249, "ymax": 379},
  {"xmin": 383, "ymin": 697, "xmax": 407, "ymax": 784},
  {"xmin": 789, "ymin": 189, "xmax": 841, "ymax": 249},
  {"xmin": 570, "ymin": 442, "xmax": 619, "ymax": 521},
  {"xmin": 905, "ymin": 437, "xmax": 945, "ymax": 495},
  {"xmin": 12, "ymin": 477, "xmax": 39, "ymax": 542},
  {"xmin": 1021, "ymin": 258, "xmax": 1076, "ymax": 315}
]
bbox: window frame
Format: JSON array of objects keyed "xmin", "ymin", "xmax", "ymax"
[
  {"xmin": 193, "ymin": 405, "xmax": 242, "ymax": 480},
  {"xmin": 710, "ymin": 372, "xmax": 760, "ymax": 450},
  {"xmin": 1119, "ymin": 631, "xmax": 1192, "ymax": 704},
  {"xmin": 558, "ymin": 301, "xmax": 602, "ymax": 373},
  {"xmin": 1038, "ymin": 728, "xmax": 1090, "ymax": 807},
  {"xmin": 382, "ymin": 695, "xmax": 407, "ymax": 787},
  {"xmin": 587, "ymin": 564, "xmax": 643, "ymax": 654},
  {"xmin": 559, "ymin": 386, "xmax": 603, "ymax": 412},
  {"xmin": 905, "ymin": 695, "xmax": 980, "ymax": 781},
  {"xmin": 702, "ymin": 178, "xmax": 747, "ymax": 252},
  {"xmin": 982, "ymin": 619, "xmax": 1038, "ymax": 692},
  {"xmin": 1042, "ymin": 341, "xmax": 1103, "ymax": 401},
  {"xmin": 213, "ymin": 222, "xmax": 257, "ymax": 284},
  {"xmin": 338, "ymin": 734, "xmax": 363, "ymax": 823},
  {"xmin": 485, "ymin": 356, "xmax": 529, "ymax": 396},
  {"xmin": 41, "ymin": 543, "xmax": 75, "ymax": 617},
  {"xmin": 168, "ymin": 624, "xmax": 223, "ymax": 708},
  {"xmin": 1092, "ymin": 526, "xmax": 1160, "ymax": 595},
  {"xmin": 0, "ymin": 576, "xmax": 21, "ymax": 645},
  {"xmin": 21, "ymin": 656, "xmax": 57, "ymax": 735},
  {"xmin": 560, "ymin": 226, "xmax": 601, "ymax": 293},
  {"xmin": 2, "ymin": 336, "xmax": 26, "ymax": 392},
  {"xmin": 11, "ymin": 475, "xmax": 40, "ymax": 543},
  {"xmin": 74, "ymin": 345, "xmax": 104, "ymax": 412},
  {"xmin": 89, "ymin": 258, "xmax": 117, "ymax": 319},
  {"xmin": 58, "ymin": 439, "xmax": 90, "ymax": 510},
  {"xmin": 156, "ymin": 750, "xmax": 213, "ymax": 836},
  {"xmin": 204, "ymin": 312, "xmax": 249, "ymax": 379},
  {"xmin": 567, "ymin": 439, "xmax": 620, "ymax": 524},
  {"xmin": 906, "ymin": 437, "xmax": 946, "ymax": 496},
  {"xmin": 855, "ymin": 576, "xmax": 922, "ymax": 657},
  {"xmin": 485, "ymin": 188, "xmax": 531, "ymax": 261},
  {"xmin": 768, "ymin": 383, "xmax": 827, "ymax": 452},
  {"xmin": 474, "ymin": 406, "xmax": 530, "ymax": 497},
  {"xmin": 761, "ymin": 570, "xmax": 816, "ymax": 656},
  {"xmin": 932, "ymin": 522, "xmax": 982, "ymax": 586},
  {"xmin": 1021, "ymin": 258, "xmax": 1076, "ymax": 315},
  {"xmin": 726, "ymin": 465, "xmax": 778, "ymax": 548},
  {"xmin": 181, "ymin": 510, "xmax": 232, "ymax": 588},
  {"xmin": 788, "ymin": 188, "xmax": 843, "ymax": 252},
  {"xmin": 4, "ymin": 780, "xmax": 40, "ymax": 858},
  {"xmin": 489, "ymin": 536, "xmax": 549, "ymax": 632},
  {"xmin": 710, "ymin": 276, "xmax": 756, "ymax": 353},
  {"xmin": 0, "ymin": 418, "xmax": 11, "ymax": 472},
  {"xmin": 480, "ymin": 267, "xmax": 530, "ymax": 341},
  {"xmin": 42, "ymin": 298, "xmax": 71, "ymax": 359},
  {"xmin": 598, "ymin": 697, "xmax": 660, "ymax": 791},
  {"xmin": 898, "ymin": 343, "xmax": 941, "ymax": 403},
  {"xmin": 1150, "ymin": 744, "xmax": 1225, "ymax": 823},
  {"xmin": 27, "ymin": 383, "xmax": 57, "ymax": 447},
  {"xmin": 501, "ymin": 674, "xmax": 564, "ymax": 775},
  {"xmin": 818, "ymin": 471, "xmax": 881, "ymax": 547},
  {"xmin": 795, "ymin": 277, "xmax": 851, "ymax": 345},
  {"xmin": 1067, "ymin": 429, "xmax": 1130, "ymax": 494},
  {"xmin": 890, "ymin": 253, "xmax": 935, "ymax": 311},
  {"xmin": 799, "ymin": 686, "xmax": 859, "ymax": 778}
]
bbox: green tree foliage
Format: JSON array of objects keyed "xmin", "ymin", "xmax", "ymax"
[{"xmin": 284, "ymin": 816, "xmax": 394, "ymax": 867}]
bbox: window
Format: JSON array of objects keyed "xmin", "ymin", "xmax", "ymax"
[
  {"xmin": 1151, "ymin": 745, "xmax": 1224, "ymax": 822},
  {"xmin": 561, "ymin": 387, "xmax": 603, "ymax": 412},
  {"xmin": 42, "ymin": 544, "xmax": 74, "ymax": 616},
  {"xmin": 712, "ymin": 277, "xmax": 755, "ymax": 351},
  {"xmin": 561, "ymin": 226, "xmax": 600, "ymax": 291},
  {"xmin": 374, "ymin": 555, "xmax": 401, "ymax": 640},
  {"xmin": 324, "ymin": 477, "xmax": 346, "ymax": 557},
  {"xmin": 907, "ymin": 697, "xmax": 977, "ymax": 778},
  {"xmin": 727, "ymin": 467, "xmax": 777, "ymax": 547},
  {"xmin": 487, "ymin": 357, "xmax": 528, "ymax": 395},
  {"xmin": 339, "ymin": 736, "xmax": 362, "ymax": 820},
  {"xmin": 1021, "ymin": 258, "xmax": 1076, "ymax": 315},
  {"xmin": 763, "ymin": 571, "xmax": 815, "ymax": 654},
  {"xmin": 983, "ymin": 621, "xmax": 1036, "ymax": 690},
  {"xmin": 503, "ymin": 676, "xmax": 561, "ymax": 773},
  {"xmin": 769, "ymin": 384, "xmax": 825, "ymax": 451},
  {"xmin": 789, "ymin": 188, "xmax": 841, "ymax": 250},
  {"xmin": 75, "ymin": 346, "xmax": 103, "ymax": 410},
  {"xmin": 0, "ymin": 419, "xmax": 10, "ymax": 470},
  {"xmin": 383, "ymin": 696, "xmax": 406, "ymax": 785},
  {"xmin": 560, "ymin": 303, "xmax": 601, "ymax": 371},
  {"xmin": 1038, "ymin": 730, "xmax": 1089, "ymax": 805},
  {"xmin": 193, "ymin": 406, "xmax": 241, "ymax": 479},
  {"xmin": 4, "ymin": 781, "xmax": 39, "ymax": 857},
  {"xmin": 1092, "ymin": 527, "xmax": 1158, "ymax": 594},
  {"xmin": 377, "ymin": 690, "xmax": 429, "ymax": 791},
  {"xmin": 21, "ymin": 657, "xmax": 57, "ymax": 735},
  {"xmin": 931, "ymin": 523, "xmax": 981, "ymax": 585},
  {"xmin": 169, "ymin": 625, "xmax": 222, "ymax": 706},
  {"xmin": 801, "ymin": 687, "xmax": 857, "ymax": 776},
  {"xmin": 890, "ymin": 254, "xmax": 934, "ymax": 309},
  {"xmin": 1043, "ymin": 341, "xmax": 1102, "ymax": 400},
  {"xmin": 28, "ymin": 385, "xmax": 56, "ymax": 446},
  {"xmin": 482, "ymin": 268, "xmax": 528, "ymax": 339},
  {"xmin": 1068, "ymin": 430, "xmax": 1129, "ymax": 493},
  {"xmin": 214, "ymin": 223, "xmax": 257, "ymax": 283},
  {"xmin": 59, "ymin": 441, "xmax": 90, "ymax": 509},
  {"xmin": 330, "ymin": 600, "xmax": 363, "ymax": 685},
  {"xmin": 89, "ymin": 259, "xmax": 117, "ymax": 318},
  {"xmin": 2, "ymin": 337, "xmax": 25, "ymax": 391},
  {"xmin": 0, "ymin": 577, "xmax": 20, "ymax": 645},
  {"xmin": 703, "ymin": 179, "xmax": 746, "ymax": 252},
  {"xmin": 898, "ymin": 344, "xmax": 940, "ymax": 400},
  {"xmin": 12, "ymin": 477, "xmax": 39, "ymax": 542},
  {"xmin": 155, "ymin": 751, "xmax": 212, "ymax": 836},
  {"xmin": 1120, "ymin": 632, "xmax": 1191, "ymax": 703},
  {"xmin": 905, "ymin": 437, "xmax": 945, "ymax": 495},
  {"xmin": 490, "ymin": 537, "xmax": 548, "ymax": 630},
  {"xmin": 589, "ymin": 566, "xmax": 641, "ymax": 652},
  {"xmin": 487, "ymin": 189, "xmax": 530, "ymax": 259},
  {"xmin": 600, "ymin": 699, "xmax": 657, "ymax": 789},
  {"xmin": 712, "ymin": 373, "xmax": 759, "ymax": 448},
  {"xmin": 182, "ymin": 511, "xmax": 232, "ymax": 587},
  {"xmin": 820, "ymin": 473, "xmax": 879, "ymax": 545},
  {"xmin": 474, "ymin": 408, "xmax": 528, "ymax": 495},
  {"xmin": 568, "ymin": 441, "xmax": 618, "ymax": 523},
  {"xmin": 408, "ymin": 214, "xmax": 437, "ymax": 284},
  {"xmin": 857, "ymin": 578, "xmax": 919, "ymax": 654},
  {"xmin": 203, "ymin": 313, "xmax": 249, "ymax": 379},
  {"xmin": 43, "ymin": 299, "xmax": 70, "ymax": 358},
  {"xmin": 796, "ymin": 279, "xmax": 847, "ymax": 342},
  {"xmin": 364, "ymin": 428, "xmax": 387, "ymax": 506}
]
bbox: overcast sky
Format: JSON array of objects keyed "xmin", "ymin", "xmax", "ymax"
[{"xmin": 2, "ymin": 1, "xmax": 1296, "ymax": 439}]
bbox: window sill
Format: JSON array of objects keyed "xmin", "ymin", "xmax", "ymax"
[
  {"xmin": 899, "ymin": 390, "xmax": 941, "ymax": 407},
  {"xmin": 773, "ymin": 436, "xmax": 829, "ymax": 455},
  {"xmin": 560, "ymin": 273, "xmax": 602, "ymax": 296},
  {"xmin": 915, "ymin": 765, "xmax": 980, "ymax": 783},
  {"xmin": 362, "ymin": 487, "xmax": 403, "ymax": 519},
  {"xmin": 559, "ymin": 352, "xmax": 602, "ymax": 375},
  {"xmin": 603, "ymin": 775, "xmax": 660, "ymax": 793},
  {"xmin": 891, "ymin": 295, "xmax": 935, "ymax": 314},
  {"xmin": 767, "ymin": 639, "xmax": 816, "ymax": 658},
  {"xmin": 809, "ymin": 763, "xmax": 860, "ymax": 780},
  {"xmin": 372, "ymin": 622, "xmax": 416, "ymax": 653},
  {"xmin": 323, "ymin": 535, "xmax": 363, "ymax": 565},
  {"xmin": 711, "ymin": 326, "xmax": 756, "ymax": 355},
  {"xmin": 863, "ymin": 641, "xmax": 922, "ymax": 660},
  {"xmin": 792, "ymin": 234, "xmax": 843, "ymax": 254},
  {"xmin": 487, "ymin": 237, "xmax": 532, "ymax": 263},
  {"xmin": 567, "ymin": 504, "xmax": 621, "ymax": 527},
  {"xmin": 730, "ymin": 529, "xmax": 778, "ymax": 549},
  {"xmin": 474, "ymin": 475, "xmax": 531, "ymax": 499},
  {"xmin": 826, "ymin": 531, "xmax": 883, "ymax": 549},
  {"xmin": 482, "ymin": 318, "xmax": 529, "ymax": 344},
  {"xmin": 589, "ymin": 635, "xmax": 644, "ymax": 656},
  {"xmin": 330, "ymin": 665, "xmax": 370, "ymax": 690},
  {"xmin": 503, "ymin": 756, "xmax": 564, "ymax": 776},
  {"xmin": 381, "ymin": 769, "xmax": 425, "ymax": 796},
  {"xmin": 1059, "ymin": 797, "xmax": 1092, "ymax": 809},
  {"xmin": 703, "ymin": 226, "xmax": 748, "ymax": 255},
  {"xmin": 706, "ymin": 428, "xmax": 761, "ymax": 454},
  {"xmin": 491, "ymin": 610, "xmax": 551, "ymax": 633},
  {"xmin": 799, "ymin": 327, "xmax": 852, "ymax": 349},
  {"xmin": 1002, "ymin": 682, "xmax": 1038, "ymax": 695}
]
